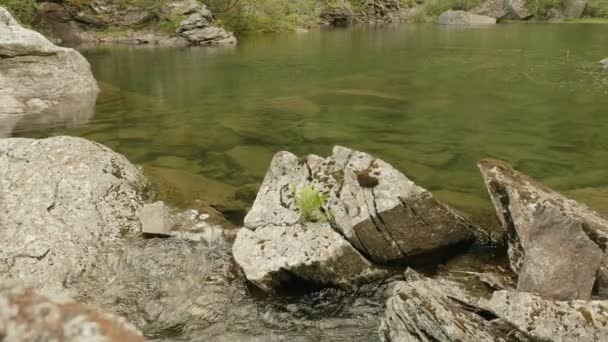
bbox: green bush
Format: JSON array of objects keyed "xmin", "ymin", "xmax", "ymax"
[
  {"xmin": 586, "ymin": 0, "xmax": 608, "ymax": 17},
  {"xmin": 525, "ymin": 0, "xmax": 561, "ymax": 18},
  {"xmin": 296, "ymin": 186, "xmax": 330, "ymax": 223},
  {"xmin": 0, "ymin": 0, "xmax": 37, "ymax": 26}
]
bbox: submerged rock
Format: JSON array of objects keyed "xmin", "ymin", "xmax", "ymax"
[
  {"xmin": 0, "ymin": 136, "xmax": 147, "ymax": 295},
  {"xmin": 235, "ymin": 147, "xmax": 481, "ymax": 291},
  {"xmin": 380, "ymin": 269, "xmax": 608, "ymax": 342},
  {"xmin": 437, "ymin": 10, "xmax": 497, "ymax": 25},
  {"xmin": 601, "ymin": 58, "xmax": 608, "ymax": 70},
  {"xmin": 0, "ymin": 7, "xmax": 98, "ymax": 127},
  {"xmin": 479, "ymin": 159, "xmax": 608, "ymax": 299},
  {"xmin": 0, "ymin": 282, "xmax": 144, "ymax": 341}
]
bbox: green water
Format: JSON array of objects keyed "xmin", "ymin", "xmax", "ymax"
[{"xmin": 24, "ymin": 23, "xmax": 608, "ymax": 221}]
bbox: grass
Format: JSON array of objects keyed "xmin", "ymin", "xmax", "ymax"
[
  {"xmin": 0, "ymin": 0, "xmax": 37, "ymax": 26},
  {"xmin": 296, "ymin": 186, "xmax": 330, "ymax": 223}
]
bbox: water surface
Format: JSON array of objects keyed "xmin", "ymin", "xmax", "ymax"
[{"xmin": 20, "ymin": 23, "xmax": 608, "ymax": 221}]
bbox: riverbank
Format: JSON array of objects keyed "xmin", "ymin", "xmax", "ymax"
[{"xmin": 2, "ymin": 0, "xmax": 608, "ymax": 47}]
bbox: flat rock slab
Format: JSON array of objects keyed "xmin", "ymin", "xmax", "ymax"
[
  {"xmin": 0, "ymin": 282, "xmax": 144, "ymax": 341},
  {"xmin": 437, "ymin": 10, "xmax": 497, "ymax": 25},
  {"xmin": 479, "ymin": 159, "xmax": 608, "ymax": 299},
  {"xmin": 233, "ymin": 222, "xmax": 383, "ymax": 292}
]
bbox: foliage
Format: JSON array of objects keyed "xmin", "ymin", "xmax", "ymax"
[
  {"xmin": 296, "ymin": 186, "xmax": 330, "ymax": 223},
  {"xmin": 525, "ymin": 0, "xmax": 561, "ymax": 18},
  {"xmin": 202, "ymin": 0, "xmax": 318, "ymax": 34},
  {"xmin": 586, "ymin": 0, "xmax": 608, "ymax": 18},
  {"xmin": 0, "ymin": 0, "xmax": 37, "ymax": 26}
]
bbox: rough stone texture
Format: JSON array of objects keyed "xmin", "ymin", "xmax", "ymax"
[
  {"xmin": 562, "ymin": 0, "xmax": 587, "ymax": 18},
  {"xmin": 379, "ymin": 270, "xmax": 608, "ymax": 342},
  {"xmin": 237, "ymin": 146, "xmax": 479, "ymax": 291},
  {"xmin": 505, "ymin": 0, "xmax": 532, "ymax": 19},
  {"xmin": 233, "ymin": 222, "xmax": 383, "ymax": 292},
  {"xmin": 0, "ymin": 282, "xmax": 144, "ymax": 341},
  {"xmin": 0, "ymin": 136, "xmax": 147, "ymax": 295},
  {"xmin": 479, "ymin": 159, "xmax": 608, "ymax": 298},
  {"xmin": 484, "ymin": 291, "xmax": 608, "ymax": 341},
  {"xmin": 355, "ymin": 0, "xmax": 404, "ymax": 24},
  {"xmin": 0, "ymin": 7, "xmax": 98, "ymax": 121},
  {"xmin": 379, "ymin": 269, "xmax": 530, "ymax": 342},
  {"xmin": 320, "ymin": 0, "xmax": 354, "ymax": 25},
  {"xmin": 516, "ymin": 205, "xmax": 602, "ymax": 300},
  {"xmin": 248, "ymin": 147, "xmax": 478, "ymax": 262},
  {"xmin": 437, "ymin": 10, "xmax": 497, "ymax": 25},
  {"xmin": 177, "ymin": 6, "xmax": 237, "ymax": 46},
  {"xmin": 139, "ymin": 201, "xmax": 175, "ymax": 235}
]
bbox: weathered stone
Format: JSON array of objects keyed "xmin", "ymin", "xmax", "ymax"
[
  {"xmin": 0, "ymin": 282, "xmax": 144, "ymax": 341},
  {"xmin": 177, "ymin": 6, "xmax": 236, "ymax": 46},
  {"xmin": 484, "ymin": 291, "xmax": 608, "ymax": 341},
  {"xmin": 0, "ymin": 7, "xmax": 98, "ymax": 122},
  {"xmin": 478, "ymin": 159, "xmax": 608, "ymax": 298},
  {"xmin": 139, "ymin": 201, "xmax": 175, "ymax": 235},
  {"xmin": 0, "ymin": 136, "xmax": 147, "ymax": 295},
  {"xmin": 380, "ymin": 270, "xmax": 608, "ymax": 342},
  {"xmin": 505, "ymin": 0, "xmax": 532, "ymax": 19},
  {"xmin": 233, "ymin": 222, "xmax": 383, "ymax": 292},
  {"xmin": 246, "ymin": 147, "xmax": 479, "ymax": 264},
  {"xmin": 516, "ymin": 205, "xmax": 602, "ymax": 300},
  {"xmin": 473, "ymin": 0, "xmax": 508, "ymax": 19},
  {"xmin": 437, "ymin": 10, "xmax": 497, "ymax": 25},
  {"xmin": 563, "ymin": 0, "xmax": 587, "ymax": 18},
  {"xmin": 379, "ymin": 269, "xmax": 529, "ymax": 342}
]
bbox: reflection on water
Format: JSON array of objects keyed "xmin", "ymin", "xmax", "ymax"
[
  {"xmin": 1, "ymin": 92, "xmax": 97, "ymax": 137},
  {"xmin": 19, "ymin": 23, "xmax": 608, "ymax": 222}
]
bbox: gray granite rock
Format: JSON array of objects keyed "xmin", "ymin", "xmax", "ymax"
[
  {"xmin": 140, "ymin": 201, "xmax": 175, "ymax": 235},
  {"xmin": 479, "ymin": 159, "xmax": 608, "ymax": 299},
  {"xmin": 437, "ymin": 10, "xmax": 497, "ymax": 25}
]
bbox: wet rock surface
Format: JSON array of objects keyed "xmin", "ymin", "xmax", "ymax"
[
  {"xmin": 601, "ymin": 58, "xmax": 608, "ymax": 70},
  {"xmin": 479, "ymin": 159, "xmax": 608, "ymax": 299},
  {"xmin": 0, "ymin": 136, "xmax": 147, "ymax": 295},
  {"xmin": 0, "ymin": 282, "xmax": 144, "ymax": 341},
  {"xmin": 437, "ymin": 10, "xmax": 497, "ymax": 25},
  {"xmin": 0, "ymin": 7, "xmax": 98, "ymax": 128}
]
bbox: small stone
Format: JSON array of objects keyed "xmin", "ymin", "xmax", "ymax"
[{"xmin": 139, "ymin": 201, "xmax": 175, "ymax": 235}]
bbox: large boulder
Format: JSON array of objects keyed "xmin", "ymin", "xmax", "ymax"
[
  {"xmin": 562, "ymin": 0, "xmax": 587, "ymax": 18},
  {"xmin": 479, "ymin": 159, "xmax": 608, "ymax": 299},
  {"xmin": 504, "ymin": 0, "xmax": 532, "ymax": 19},
  {"xmin": 437, "ymin": 10, "xmax": 497, "ymax": 25},
  {"xmin": 380, "ymin": 270, "xmax": 608, "ymax": 342},
  {"xmin": 176, "ymin": 5, "xmax": 236, "ymax": 46},
  {"xmin": 0, "ymin": 7, "xmax": 98, "ymax": 129},
  {"xmin": 235, "ymin": 147, "xmax": 481, "ymax": 291},
  {"xmin": 320, "ymin": 0, "xmax": 354, "ymax": 25},
  {"xmin": 0, "ymin": 282, "xmax": 144, "ymax": 341},
  {"xmin": 0, "ymin": 136, "xmax": 148, "ymax": 295}
]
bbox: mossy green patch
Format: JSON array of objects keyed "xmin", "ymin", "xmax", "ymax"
[{"xmin": 296, "ymin": 186, "xmax": 330, "ymax": 222}]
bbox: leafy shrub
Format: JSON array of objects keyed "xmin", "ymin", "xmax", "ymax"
[
  {"xmin": 525, "ymin": 0, "xmax": 561, "ymax": 18},
  {"xmin": 0, "ymin": 0, "xmax": 37, "ymax": 26},
  {"xmin": 296, "ymin": 186, "xmax": 330, "ymax": 223},
  {"xmin": 586, "ymin": 0, "xmax": 608, "ymax": 17}
]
